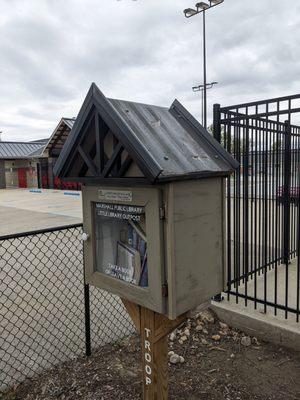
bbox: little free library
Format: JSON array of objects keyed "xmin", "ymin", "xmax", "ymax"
[{"xmin": 54, "ymin": 82, "xmax": 237, "ymax": 399}]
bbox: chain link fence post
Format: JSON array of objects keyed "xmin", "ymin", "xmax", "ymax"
[{"xmin": 84, "ymin": 277, "xmax": 92, "ymax": 356}]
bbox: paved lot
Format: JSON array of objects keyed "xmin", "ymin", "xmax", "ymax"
[
  {"xmin": 0, "ymin": 189, "xmax": 82, "ymax": 236},
  {"xmin": 0, "ymin": 189, "xmax": 134, "ymax": 390},
  {"xmin": 227, "ymin": 259, "xmax": 299, "ymax": 317}
]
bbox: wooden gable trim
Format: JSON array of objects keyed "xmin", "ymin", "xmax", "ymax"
[
  {"xmin": 91, "ymin": 84, "xmax": 162, "ymax": 182},
  {"xmin": 101, "ymin": 142, "xmax": 124, "ymax": 178},
  {"xmin": 63, "ymin": 109, "xmax": 135, "ymax": 180},
  {"xmin": 117, "ymin": 154, "xmax": 132, "ymax": 177},
  {"xmin": 54, "ymin": 83, "xmax": 163, "ymax": 182},
  {"xmin": 95, "ymin": 113, "xmax": 109, "ymax": 173},
  {"xmin": 78, "ymin": 145, "xmax": 98, "ymax": 176}
]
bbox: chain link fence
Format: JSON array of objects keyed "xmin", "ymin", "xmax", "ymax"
[{"xmin": 0, "ymin": 224, "xmax": 134, "ymax": 391}]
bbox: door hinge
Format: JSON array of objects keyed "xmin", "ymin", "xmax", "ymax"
[
  {"xmin": 159, "ymin": 204, "xmax": 166, "ymax": 220},
  {"xmin": 162, "ymin": 283, "xmax": 168, "ymax": 297}
]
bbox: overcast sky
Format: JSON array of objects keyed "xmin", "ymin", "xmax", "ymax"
[{"xmin": 0, "ymin": 0, "xmax": 300, "ymax": 141}]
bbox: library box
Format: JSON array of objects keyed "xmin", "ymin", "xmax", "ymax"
[{"xmin": 53, "ymin": 83, "xmax": 238, "ymax": 319}]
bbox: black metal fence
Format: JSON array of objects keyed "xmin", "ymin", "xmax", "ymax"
[
  {"xmin": 214, "ymin": 94, "xmax": 300, "ymax": 321},
  {"xmin": 0, "ymin": 224, "xmax": 134, "ymax": 390}
]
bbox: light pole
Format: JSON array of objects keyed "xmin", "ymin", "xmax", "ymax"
[
  {"xmin": 192, "ymin": 81, "xmax": 218, "ymax": 126},
  {"xmin": 184, "ymin": 0, "xmax": 224, "ymax": 129}
]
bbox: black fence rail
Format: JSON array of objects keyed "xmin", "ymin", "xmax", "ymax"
[
  {"xmin": 214, "ymin": 94, "xmax": 300, "ymax": 321},
  {"xmin": 0, "ymin": 224, "xmax": 134, "ymax": 390}
]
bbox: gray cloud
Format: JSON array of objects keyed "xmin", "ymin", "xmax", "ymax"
[{"xmin": 0, "ymin": 0, "xmax": 300, "ymax": 141}]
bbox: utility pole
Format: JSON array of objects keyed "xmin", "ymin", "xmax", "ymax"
[
  {"xmin": 184, "ymin": 0, "xmax": 224, "ymax": 128},
  {"xmin": 192, "ymin": 82, "xmax": 218, "ymax": 125}
]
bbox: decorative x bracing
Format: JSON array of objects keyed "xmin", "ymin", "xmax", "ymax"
[{"xmin": 70, "ymin": 110, "xmax": 133, "ymax": 179}]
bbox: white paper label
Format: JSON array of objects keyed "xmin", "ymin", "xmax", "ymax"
[{"xmin": 98, "ymin": 189, "xmax": 132, "ymax": 202}]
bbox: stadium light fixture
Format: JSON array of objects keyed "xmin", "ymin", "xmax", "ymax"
[
  {"xmin": 210, "ymin": 0, "xmax": 224, "ymax": 5},
  {"xmin": 183, "ymin": 0, "xmax": 224, "ymax": 128},
  {"xmin": 196, "ymin": 2, "xmax": 210, "ymax": 11},
  {"xmin": 183, "ymin": 8, "xmax": 198, "ymax": 18}
]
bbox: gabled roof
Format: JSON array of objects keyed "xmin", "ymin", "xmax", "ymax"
[
  {"xmin": 54, "ymin": 83, "xmax": 238, "ymax": 183},
  {"xmin": 43, "ymin": 117, "xmax": 76, "ymax": 157},
  {"xmin": 0, "ymin": 141, "xmax": 47, "ymax": 159},
  {"xmin": 27, "ymin": 145, "xmax": 46, "ymax": 157},
  {"xmin": 29, "ymin": 138, "xmax": 49, "ymax": 145}
]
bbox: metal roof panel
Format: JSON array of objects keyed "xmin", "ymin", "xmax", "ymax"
[
  {"xmin": 108, "ymin": 98, "xmax": 236, "ymax": 179},
  {"xmin": 54, "ymin": 83, "xmax": 238, "ymax": 182},
  {"xmin": 63, "ymin": 118, "xmax": 76, "ymax": 129},
  {"xmin": 0, "ymin": 142, "xmax": 45, "ymax": 159}
]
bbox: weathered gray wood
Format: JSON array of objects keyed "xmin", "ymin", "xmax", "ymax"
[
  {"xmin": 118, "ymin": 155, "xmax": 133, "ymax": 177},
  {"xmin": 165, "ymin": 178, "xmax": 225, "ymax": 318},
  {"xmin": 78, "ymin": 145, "xmax": 98, "ymax": 176},
  {"xmin": 123, "ymin": 300, "xmax": 188, "ymax": 399},
  {"xmin": 83, "ymin": 185, "xmax": 166, "ymax": 314},
  {"xmin": 140, "ymin": 307, "xmax": 168, "ymax": 400},
  {"xmin": 101, "ymin": 142, "xmax": 123, "ymax": 178},
  {"xmin": 83, "ymin": 177, "xmax": 225, "ymax": 319}
]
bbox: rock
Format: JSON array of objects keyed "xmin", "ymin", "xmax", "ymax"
[
  {"xmin": 184, "ymin": 328, "xmax": 190, "ymax": 337},
  {"xmin": 230, "ymin": 353, "xmax": 235, "ymax": 359},
  {"xmin": 169, "ymin": 332, "xmax": 176, "ymax": 341},
  {"xmin": 201, "ymin": 338, "xmax": 209, "ymax": 345},
  {"xmin": 219, "ymin": 322, "xmax": 229, "ymax": 330},
  {"xmin": 199, "ymin": 310, "xmax": 215, "ymax": 324},
  {"xmin": 193, "ymin": 312, "xmax": 202, "ymax": 320},
  {"xmin": 179, "ymin": 356, "xmax": 185, "ymax": 363},
  {"xmin": 232, "ymin": 332, "xmax": 239, "ymax": 342},
  {"xmin": 168, "ymin": 351, "xmax": 175, "ymax": 356},
  {"xmin": 195, "ymin": 325, "xmax": 203, "ymax": 332},
  {"xmin": 170, "ymin": 354, "xmax": 181, "ymax": 364},
  {"xmin": 196, "ymin": 319, "xmax": 204, "ymax": 326},
  {"xmin": 178, "ymin": 339, "xmax": 183, "ymax": 345},
  {"xmin": 212, "ymin": 334, "xmax": 221, "ymax": 341},
  {"xmin": 203, "ymin": 329, "xmax": 208, "ymax": 335},
  {"xmin": 241, "ymin": 336, "xmax": 251, "ymax": 347},
  {"xmin": 181, "ymin": 335, "xmax": 188, "ymax": 342}
]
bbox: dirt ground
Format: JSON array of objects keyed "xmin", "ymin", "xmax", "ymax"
[{"xmin": 2, "ymin": 310, "xmax": 300, "ymax": 400}]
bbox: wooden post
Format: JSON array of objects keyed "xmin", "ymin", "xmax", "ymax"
[
  {"xmin": 141, "ymin": 306, "xmax": 168, "ymax": 399},
  {"xmin": 122, "ymin": 299, "xmax": 187, "ymax": 400}
]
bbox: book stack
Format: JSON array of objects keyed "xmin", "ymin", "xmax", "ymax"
[{"xmin": 116, "ymin": 220, "xmax": 148, "ymax": 287}]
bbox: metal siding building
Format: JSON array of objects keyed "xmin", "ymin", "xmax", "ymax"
[
  {"xmin": 0, "ymin": 140, "xmax": 47, "ymax": 189},
  {"xmin": 0, "ymin": 118, "xmax": 76, "ymax": 189}
]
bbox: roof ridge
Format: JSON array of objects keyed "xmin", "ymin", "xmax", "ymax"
[
  {"xmin": 54, "ymin": 82, "xmax": 237, "ymax": 183},
  {"xmin": 108, "ymin": 97, "xmax": 168, "ymax": 110}
]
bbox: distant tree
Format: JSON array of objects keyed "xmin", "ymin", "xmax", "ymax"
[{"xmin": 208, "ymin": 124, "xmax": 251, "ymax": 154}]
